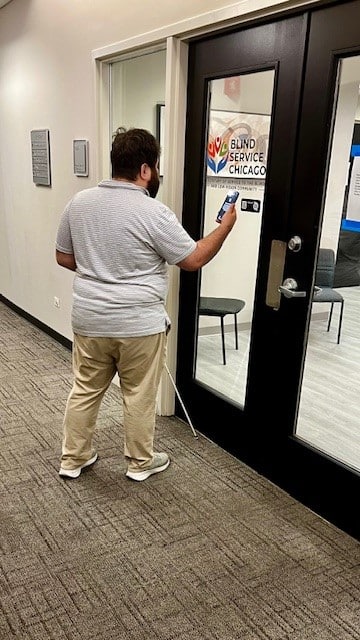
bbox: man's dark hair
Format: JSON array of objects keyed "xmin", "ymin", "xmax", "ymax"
[{"xmin": 111, "ymin": 127, "xmax": 160, "ymax": 180}]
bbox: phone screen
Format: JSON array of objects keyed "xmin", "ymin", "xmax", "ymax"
[{"xmin": 216, "ymin": 190, "xmax": 239, "ymax": 222}]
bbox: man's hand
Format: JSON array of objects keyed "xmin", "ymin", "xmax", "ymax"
[
  {"xmin": 219, "ymin": 202, "xmax": 237, "ymax": 230},
  {"xmin": 176, "ymin": 203, "xmax": 237, "ymax": 271}
]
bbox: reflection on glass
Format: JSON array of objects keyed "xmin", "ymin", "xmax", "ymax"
[
  {"xmin": 195, "ymin": 71, "xmax": 275, "ymax": 407},
  {"xmin": 296, "ymin": 56, "xmax": 360, "ymax": 472},
  {"xmin": 110, "ymin": 49, "xmax": 166, "ymax": 196}
]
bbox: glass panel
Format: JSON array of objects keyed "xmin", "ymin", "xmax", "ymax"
[
  {"xmin": 195, "ymin": 70, "xmax": 275, "ymax": 407},
  {"xmin": 295, "ymin": 56, "xmax": 360, "ymax": 472},
  {"xmin": 110, "ymin": 49, "xmax": 166, "ymax": 197}
]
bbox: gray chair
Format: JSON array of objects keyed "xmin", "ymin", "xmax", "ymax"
[
  {"xmin": 313, "ymin": 248, "xmax": 344, "ymax": 344},
  {"xmin": 199, "ymin": 297, "xmax": 245, "ymax": 364}
]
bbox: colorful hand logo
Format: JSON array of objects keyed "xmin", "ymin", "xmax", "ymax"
[{"xmin": 207, "ymin": 135, "xmax": 228, "ymax": 174}]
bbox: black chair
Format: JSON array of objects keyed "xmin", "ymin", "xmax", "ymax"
[
  {"xmin": 199, "ymin": 297, "xmax": 246, "ymax": 364},
  {"xmin": 313, "ymin": 248, "xmax": 344, "ymax": 344}
]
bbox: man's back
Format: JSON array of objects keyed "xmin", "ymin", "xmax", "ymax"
[{"xmin": 56, "ymin": 179, "xmax": 196, "ymax": 337}]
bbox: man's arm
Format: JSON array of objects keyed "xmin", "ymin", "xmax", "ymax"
[
  {"xmin": 56, "ymin": 250, "xmax": 77, "ymax": 271},
  {"xmin": 176, "ymin": 205, "xmax": 237, "ymax": 272}
]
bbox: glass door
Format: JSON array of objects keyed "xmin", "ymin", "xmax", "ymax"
[
  {"xmin": 177, "ymin": 11, "xmax": 308, "ymax": 460},
  {"xmin": 295, "ymin": 55, "xmax": 360, "ymax": 473},
  {"xmin": 286, "ymin": 0, "xmax": 360, "ymax": 518},
  {"xmin": 177, "ymin": 2, "xmax": 360, "ymax": 539}
]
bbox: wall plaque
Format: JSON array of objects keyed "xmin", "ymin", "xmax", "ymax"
[
  {"xmin": 31, "ymin": 129, "xmax": 51, "ymax": 186},
  {"xmin": 73, "ymin": 139, "xmax": 89, "ymax": 177}
]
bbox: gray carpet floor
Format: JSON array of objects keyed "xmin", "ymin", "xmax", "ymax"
[{"xmin": 0, "ymin": 301, "xmax": 359, "ymax": 640}]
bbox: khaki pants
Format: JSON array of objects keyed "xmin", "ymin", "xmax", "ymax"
[{"xmin": 60, "ymin": 332, "xmax": 167, "ymax": 472}]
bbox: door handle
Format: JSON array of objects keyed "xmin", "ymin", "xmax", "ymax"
[
  {"xmin": 278, "ymin": 277, "xmax": 306, "ymax": 299},
  {"xmin": 265, "ymin": 239, "xmax": 287, "ymax": 309}
]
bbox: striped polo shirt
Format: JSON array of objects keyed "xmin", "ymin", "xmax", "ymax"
[{"xmin": 55, "ymin": 180, "xmax": 196, "ymax": 337}]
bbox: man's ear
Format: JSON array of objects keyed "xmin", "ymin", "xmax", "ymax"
[{"xmin": 140, "ymin": 163, "xmax": 151, "ymax": 180}]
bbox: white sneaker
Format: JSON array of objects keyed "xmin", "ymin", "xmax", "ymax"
[
  {"xmin": 126, "ymin": 452, "xmax": 170, "ymax": 481},
  {"xmin": 59, "ymin": 453, "xmax": 98, "ymax": 479}
]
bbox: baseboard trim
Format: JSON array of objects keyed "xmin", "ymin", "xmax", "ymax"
[
  {"xmin": 0, "ymin": 295, "xmax": 72, "ymax": 351},
  {"xmin": 199, "ymin": 321, "xmax": 251, "ymax": 336}
]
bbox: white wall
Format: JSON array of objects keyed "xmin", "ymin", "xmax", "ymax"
[{"xmin": 0, "ymin": 0, "xmax": 322, "ymax": 344}]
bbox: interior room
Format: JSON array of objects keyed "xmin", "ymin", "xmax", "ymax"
[{"xmin": 0, "ymin": 1, "xmax": 359, "ymax": 637}]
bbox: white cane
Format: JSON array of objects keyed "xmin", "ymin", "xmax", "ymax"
[{"xmin": 165, "ymin": 363, "xmax": 198, "ymax": 438}]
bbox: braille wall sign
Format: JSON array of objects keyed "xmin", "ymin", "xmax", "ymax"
[{"xmin": 31, "ymin": 129, "xmax": 51, "ymax": 186}]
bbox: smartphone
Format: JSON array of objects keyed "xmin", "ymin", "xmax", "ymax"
[{"xmin": 216, "ymin": 190, "xmax": 239, "ymax": 223}]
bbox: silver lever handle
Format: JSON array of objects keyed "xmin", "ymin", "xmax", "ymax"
[{"xmin": 278, "ymin": 277, "xmax": 306, "ymax": 299}]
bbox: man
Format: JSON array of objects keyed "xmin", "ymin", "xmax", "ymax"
[{"xmin": 56, "ymin": 127, "xmax": 237, "ymax": 481}]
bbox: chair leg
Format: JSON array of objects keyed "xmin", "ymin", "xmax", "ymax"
[
  {"xmin": 220, "ymin": 317, "xmax": 226, "ymax": 365},
  {"xmin": 234, "ymin": 313, "xmax": 239, "ymax": 350},
  {"xmin": 327, "ymin": 303, "xmax": 334, "ymax": 332},
  {"xmin": 337, "ymin": 300, "xmax": 344, "ymax": 345}
]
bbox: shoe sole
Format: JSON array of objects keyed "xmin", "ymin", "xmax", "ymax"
[
  {"xmin": 126, "ymin": 458, "xmax": 170, "ymax": 482},
  {"xmin": 59, "ymin": 453, "xmax": 98, "ymax": 479}
]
